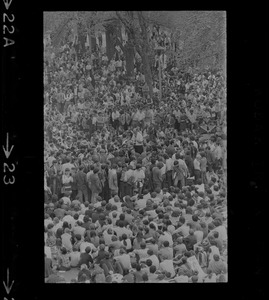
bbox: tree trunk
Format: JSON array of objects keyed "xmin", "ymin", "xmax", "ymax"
[
  {"xmin": 106, "ymin": 26, "xmax": 115, "ymax": 61},
  {"xmin": 137, "ymin": 12, "xmax": 153, "ymax": 98},
  {"xmin": 125, "ymin": 45, "xmax": 135, "ymax": 78},
  {"xmin": 141, "ymin": 48, "xmax": 153, "ymax": 98},
  {"xmin": 91, "ymin": 36, "xmax": 96, "ymax": 52},
  {"xmin": 87, "ymin": 28, "xmax": 92, "ymax": 55}
]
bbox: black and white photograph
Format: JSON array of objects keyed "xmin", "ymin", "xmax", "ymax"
[{"xmin": 43, "ymin": 11, "xmax": 228, "ymax": 284}]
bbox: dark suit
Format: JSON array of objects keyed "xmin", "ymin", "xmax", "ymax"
[
  {"xmin": 152, "ymin": 167, "xmax": 162, "ymax": 190},
  {"xmin": 78, "ymin": 252, "xmax": 93, "ymax": 268},
  {"xmin": 89, "ymin": 173, "xmax": 102, "ymax": 203},
  {"xmin": 75, "ymin": 171, "xmax": 88, "ymax": 203}
]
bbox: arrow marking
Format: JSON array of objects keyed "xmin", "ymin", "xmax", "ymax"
[
  {"xmin": 3, "ymin": 133, "xmax": 14, "ymax": 159},
  {"xmin": 3, "ymin": 268, "xmax": 14, "ymax": 295},
  {"xmin": 3, "ymin": 0, "xmax": 13, "ymax": 10}
]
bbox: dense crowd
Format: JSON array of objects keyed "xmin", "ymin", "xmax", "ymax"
[{"xmin": 44, "ymin": 37, "xmax": 227, "ymax": 283}]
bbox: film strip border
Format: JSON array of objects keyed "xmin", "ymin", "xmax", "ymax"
[{"xmin": 1, "ymin": 0, "xmax": 18, "ymax": 299}]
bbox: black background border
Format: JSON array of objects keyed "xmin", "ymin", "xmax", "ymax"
[{"xmin": 1, "ymin": 2, "xmax": 268, "ymax": 300}]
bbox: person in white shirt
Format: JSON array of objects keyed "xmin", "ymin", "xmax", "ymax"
[
  {"xmin": 133, "ymin": 242, "xmax": 149, "ymax": 261},
  {"xmin": 103, "ymin": 228, "xmax": 115, "ymax": 246},
  {"xmin": 142, "ymin": 250, "xmax": 160, "ymax": 269},
  {"xmin": 193, "ymin": 155, "xmax": 201, "ymax": 183},
  {"xmin": 70, "ymin": 246, "xmax": 81, "ymax": 267},
  {"xmin": 61, "ymin": 196, "xmax": 71, "ymax": 206},
  {"xmin": 44, "ymin": 215, "xmax": 53, "ymax": 228},
  {"xmin": 52, "ymin": 218, "xmax": 63, "ymax": 234},
  {"xmin": 158, "ymin": 230, "xmax": 173, "ymax": 247},
  {"xmin": 214, "ymin": 223, "xmax": 227, "ymax": 244},
  {"xmin": 133, "ymin": 164, "xmax": 145, "ymax": 193},
  {"xmin": 80, "ymin": 238, "xmax": 97, "ymax": 253},
  {"xmin": 120, "ymin": 233, "xmax": 132, "ymax": 251},
  {"xmin": 159, "ymin": 259, "xmax": 176, "ymax": 278},
  {"xmin": 150, "ymin": 192, "xmax": 162, "ymax": 205},
  {"xmin": 133, "ymin": 127, "xmax": 144, "ymax": 155},
  {"xmin": 61, "ymin": 228, "xmax": 73, "ymax": 251},
  {"xmin": 62, "ymin": 213, "xmax": 76, "ymax": 229},
  {"xmin": 136, "ymin": 194, "xmax": 148, "ymax": 209},
  {"xmin": 172, "ymin": 217, "xmax": 190, "ymax": 238},
  {"xmin": 73, "ymin": 221, "xmax": 86, "ymax": 237},
  {"xmin": 109, "ymin": 196, "xmax": 122, "ymax": 211},
  {"xmin": 208, "ymin": 245, "xmax": 220, "ymax": 262},
  {"xmin": 114, "ymin": 248, "xmax": 131, "ymax": 270},
  {"xmin": 109, "ymin": 210, "xmax": 121, "ymax": 226},
  {"xmin": 203, "ymin": 269, "xmax": 217, "ymax": 282},
  {"xmin": 174, "ymin": 274, "xmax": 189, "ymax": 282},
  {"xmin": 62, "ymin": 158, "xmax": 75, "ymax": 173}
]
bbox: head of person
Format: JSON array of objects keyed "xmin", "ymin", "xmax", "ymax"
[
  {"xmin": 213, "ymin": 254, "xmax": 220, "ymax": 262},
  {"xmin": 149, "ymin": 265, "xmax": 156, "ymax": 274},
  {"xmin": 140, "ymin": 242, "xmax": 146, "ymax": 249},
  {"xmin": 163, "ymin": 241, "xmax": 169, "ymax": 248},
  {"xmin": 189, "ymin": 229, "xmax": 194, "ymax": 236}
]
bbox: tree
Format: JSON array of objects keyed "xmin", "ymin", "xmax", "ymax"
[
  {"xmin": 161, "ymin": 11, "xmax": 226, "ymax": 71},
  {"xmin": 44, "ymin": 11, "xmax": 117, "ymax": 54},
  {"xmin": 115, "ymin": 11, "xmax": 155, "ymax": 97},
  {"xmin": 44, "ymin": 11, "xmax": 226, "ymax": 82},
  {"xmin": 139, "ymin": 11, "xmax": 226, "ymax": 72}
]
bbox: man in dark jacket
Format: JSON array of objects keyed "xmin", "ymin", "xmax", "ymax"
[
  {"xmin": 89, "ymin": 168, "xmax": 102, "ymax": 203},
  {"xmin": 184, "ymin": 150, "xmax": 194, "ymax": 177},
  {"xmin": 77, "ymin": 264, "xmax": 92, "ymax": 282},
  {"xmin": 183, "ymin": 229, "xmax": 197, "ymax": 251},
  {"xmin": 205, "ymin": 146, "xmax": 215, "ymax": 172},
  {"xmin": 78, "ymin": 246, "xmax": 93, "ymax": 268},
  {"xmin": 152, "ymin": 162, "xmax": 163, "ymax": 190},
  {"xmin": 166, "ymin": 140, "xmax": 176, "ymax": 158},
  {"xmin": 74, "ymin": 165, "xmax": 88, "ymax": 203}
]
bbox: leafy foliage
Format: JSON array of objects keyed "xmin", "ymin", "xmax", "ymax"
[{"xmin": 44, "ymin": 11, "xmax": 226, "ymax": 73}]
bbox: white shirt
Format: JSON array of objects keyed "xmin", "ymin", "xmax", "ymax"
[
  {"xmin": 214, "ymin": 145, "xmax": 222, "ymax": 160},
  {"xmin": 62, "ymin": 162, "xmax": 75, "ymax": 173},
  {"xmin": 44, "ymin": 219, "xmax": 53, "ymax": 228},
  {"xmin": 194, "ymin": 230, "xmax": 204, "ymax": 244},
  {"xmin": 166, "ymin": 158, "xmax": 174, "ymax": 171},
  {"xmin": 146, "ymin": 254, "xmax": 160, "ymax": 269},
  {"xmin": 45, "ymin": 246, "xmax": 52, "ymax": 259},
  {"xmin": 133, "ymin": 169, "xmax": 145, "ymax": 183},
  {"xmin": 114, "ymin": 254, "xmax": 131, "ymax": 269},
  {"xmin": 174, "ymin": 275, "xmax": 189, "ymax": 282},
  {"xmin": 120, "ymin": 239, "xmax": 132, "ymax": 250},
  {"xmin": 103, "ymin": 230, "xmax": 114, "ymax": 245},
  {"xmin": 193, "ymin": 159, "xmax": 201, "ymax": 171},
  {"xmin": 203, "ymin": 273, "xmax": 217, "ymax": 282},
  {"xmin": 62, "ymin": 215, "xmax": 75, "ymax": 228},
  {"xmin": 136, "ymin": 198, "xmax": 147, "ymax": 209},
  {"xmin": 173, "ymin": 224, "xmax": 190, "ymax": 238},
  {"xmin": 152, "ymin": 197, "xmax": 162, "ymax": 205},
  {"xmin": 135, "ymin": 132, "xmax": 143, "ymax": 145},
  {"xmin": 208, "ymin": 246, "xmax": 220, "ymax": 262},
  {"xmin": 214, "ymin": 225, "xmax": 227, "ymax": 242},
  {"xmin": 61, "ymin": 233, "xmax": 73, "ymax": 251},
  {"xmin": 124, "ymin": 169, "xmax": 134, "ymax": 182},
  {"xmin": 158, "ymin": 232, "xmax": 173, "ymax": 247},
  {"xmin": 62, "ymin": 196, "xmax": 71, "ymax": 205},
  {"xmin": 80, "ymin": 241, "xmax": 97, "ymax": 253},
  {"xmin": 159, "ymin": 260, "xmax": 175, "ymax": 277},
  {"xmin": 52, "ymin": 222, "xmax": 63, "ymax": 233}
]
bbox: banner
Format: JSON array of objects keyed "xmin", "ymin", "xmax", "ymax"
[{"xmin": 187, "ymin": 256, "xmax": 206, "ymax": 278}]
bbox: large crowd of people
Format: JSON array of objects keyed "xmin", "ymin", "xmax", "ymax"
[{"xmin": 44, "ymin": 34, "xmax": 227, "ymax": 283}]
